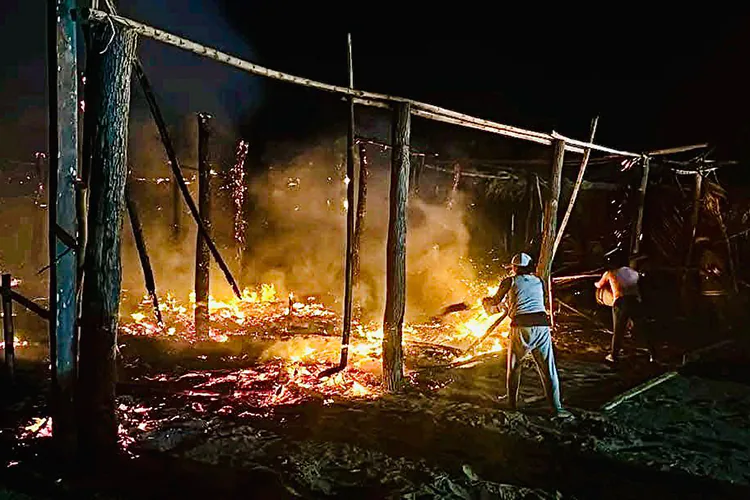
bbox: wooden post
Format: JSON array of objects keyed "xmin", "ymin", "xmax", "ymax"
[
  {"xmin": 537, "ymin": 139, "xmax": 565, "ymax": 283},
  {"xmin": 125, "ymin": 184, "xmax": 164, "ymax": 327},
  {"xmin": 132, "ymin": 62, "xmax": 242, "ymax": 299},
  {"xmin": 681, "ymin": 172, "xmax": 703, "ymax": 301},
  {"xmin": 537, "ymin": 139, "xmax": 565, "ymax": 329},
  {"xmin": 337, "ymin": 34, "xmax": 356, "ymax": 368},
  {"xmin": 383, "ymin": 102, "xmax": 410, "ymax": 392},
  {"xmin": 352, "ymin": 142, "xmax": 369, "ymax": 287},
  {"xmin": 48, "ymin": 0, "xmax": 80, "ymax": 452},
  {"xmin": 77, "ymin": 20, "xmax": 137, "ymax": 462},
  {"xmin": 2, "ymin": 274, "xmax": 15, "ymax": 382},
  {"xmin": 412, "ymin": 154, "xmax": 424, "ymax": 196},
  {"xmin": 630, "ymin": 156, "xmax": 650, "ymax": 257},
  {"xmin": 552, "ymin": 117, "xmax": 598, "ymax": 260},
  {"xmin": 195, "ymin": 113, "xmax": 212, "ymax": 336}
]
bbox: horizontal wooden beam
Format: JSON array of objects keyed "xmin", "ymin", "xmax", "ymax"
[
  {"xmin": 648, "ymin": 143, "xmax": 709, "ymax": 156},
  {"xmin": 80, "ymin": 8, "xmax": 641, "ymax": 158}
]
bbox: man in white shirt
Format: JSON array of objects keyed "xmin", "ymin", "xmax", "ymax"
[{"xmin": 483, "ymin": 253, "xmax": 570, "ymax": 418}]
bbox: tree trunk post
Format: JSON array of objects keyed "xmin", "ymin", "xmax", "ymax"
[
  {"xmin": 681, "ymin": 172, "xmax": 703, "ymax": 303},
  {"xmin": 48, "ymin": 0, "xmax": 80, "ymax": 453},
  {"xmin": 537, "ymin": 139, "xmax": 565, "ymax": 283},
  {"xmin": 630, "ymin": 156, "xmax": 650, "ymax": 257},
  {"xmin": 195, "ymin": 113, "xmax": 212, "ymax": 337},
  {"xmin": 125, "ymin": 184, "xmax": 164, "ymax": 327},
  {"xmin": 352, "ymin": 142, "xmax": 369, "ymax": 288},
  {"xmin": 77, "ymin": 20, "xmax": 137, "ymax": 463},
  {"xmin": 2, "ymin": 274, "xmax": 15, "ymax": 383},
  {"xmin": 537, "ymin": 139, "xmax": 565, "ymax": 328},
  {"xmin": 383, "ymin": 102, "xmax": 410, "ymax": 392}
]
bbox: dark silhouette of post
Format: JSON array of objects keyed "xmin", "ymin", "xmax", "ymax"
[
  {"xmin": 2, "ymin": 274, "xmax": 15, "ymax": 382},
  {"xmin": 47, "ymin": 0, "xmax": 80, "ymax": 453},
  {"xmin": 195, "ymin": 113, "xmax": 212, "ymax": 336},
  {"xmin": 77, "ymin": 20, "xmax": 137, "ymax": 463},
  {"xmin": 383, "ymin": 102, "xmax": 411, "ymax": 392},
  {"xmin": 630, "ymin": 156, "xmax": 650, "ymax": 257}
]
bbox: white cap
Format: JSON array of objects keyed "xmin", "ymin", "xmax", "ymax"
[{"xmin": 511, "ymin": 252, "xmax": 532, "ymax": 267}]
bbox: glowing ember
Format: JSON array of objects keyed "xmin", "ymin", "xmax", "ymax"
[{"xmin": 18, "ymin": 417, "xmax": 52, "ymax": 440}]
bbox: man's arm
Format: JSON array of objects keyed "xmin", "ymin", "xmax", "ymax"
[
  {"xmin": 595, "ymin": 271, "xmax": 609, "ymax": 289},
  {"xmin": 486, "ymin": 277, "xmax": 512, "ymax": 305}
]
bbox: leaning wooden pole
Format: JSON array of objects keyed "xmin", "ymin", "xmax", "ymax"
[
  {"xmin": 382, "ymin": 102, "xmax": 411, "ymax": 392},
  {"xmin": 352, "ymin": 142, "xmax": 369, "ymax": 287},
  {"xmin": 630, "ymin": 156, "xmax": 651, "ymax": 257},
  {"xmin": 2, "ymin": 274, "xmax": 15, "ymax": 383},
  {"xmin": 552, "ymin": 117, "xmax": 598, "ymax": 260},
  {"xmin": 132, "ymin": 62, "xmax": 242, "ymax": 299},
  {"xmin": 48, "ymin": 0, "xmax": 79, "ymax": 453},
  {"xmin": 77, "ymin": 21, "xmax": 137, "ymax": 462},
  {"xmin": 537, "ymin": 139, "xmax": 565, "ymax": 328},
  {"xmin": 125, "ymin": 184, "xmax": 164, "ymax": 328},
  {"xmin": 195, "ymin": 113, "xmax": 212, "ymax": 337}
]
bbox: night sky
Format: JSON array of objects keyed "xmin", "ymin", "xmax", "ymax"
[{"xmin": 1, "ymin": 3, "xmax": 749, "ymax": 172}]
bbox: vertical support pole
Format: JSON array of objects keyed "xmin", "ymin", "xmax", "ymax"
[
  {"xmin": 33, "ymin": 153, "xmax": 47, "ymax": 271},
  {"xmin": 77, "ymin": 20, "xmax": 137, "ymax": 462},
  {"xmin": 681, "ymin": 172, "xmax": 703, "ymax": 301},
  {"xmin": 2, "ymin": 274, "xmax": 15, "ymax": 383},
  {"xmin": 47, "ymin": 0, "xmax": 79, "ymax": 452},
  {"xmin": 337, "ymin": 33, "xmax": 356, "ymax": 368},
  {"xmin": 537, "ymin": 139, "xmax": 565, "ymax": 329},
  {"xmin": 630, "ymin": 156, "xmax": 650, "ymax": 257},
  {"xmin": 412, "ymin": 154, "xmax": 424, "ymax": 196},
  {"xmin": 352, "ymin": 143, "xmax": 369, "ymax": 289},
  {"xmin": 195, "ymin": 113, "xmax": 212, "ymax": 337},
  {"xmin": 383, "ymin": 101, "xmax": 410, "ymax": 392}
]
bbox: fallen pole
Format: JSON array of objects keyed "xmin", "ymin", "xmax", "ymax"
[
  {"xmin": 2, "ymin": 274, "xmax": 15, "ymax": 382},
  {"xmin": 601, "ymin": 371, "xmax": 679, "ymax": 412},
  {"xmin": 125, "ymin": 183, "xmax": 164, "ymax": 328},
  {"xmin": 132, "ymin": 62, "xmax": 241, "ymax": 299}
]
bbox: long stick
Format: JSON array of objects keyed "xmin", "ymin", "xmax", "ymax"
[
  {"xmin": 2, "ymin": 274, "xmax": 15, "ymax": 382},
  {"xmin": 132, "ymin": 62, "xmax": 241, "ymax": 298},
  {"xmin": 81, "ymin": 9, "xmax": 645, "ymax": 158},
  {"xmin": 601, "ymin": 371, "xmax": 678, "ymax": 411},
  {"xmin": 463, "ymin": 310, "xmax": 508, "ymax": 354},
  {"xmin": 630, "ymin": 156, "xmax": 650, "ymax": 257},
  {"xmin": 556, "ymin": 299, "xmax": 612, "ymax": 333},
  {"xmin": 125, "ymin": 184, "xmax": 164, "ymax": 328},
  {"xmin": 553, "ymin": 117, "xmax": 598, "ymax": 259},
  {"xmin": 11, "ymin": 291, "xmax": 50, "ymax": 320},
  {"xmin": 352, "ymin": 142, "xmax": 368, "ymax": 286}
]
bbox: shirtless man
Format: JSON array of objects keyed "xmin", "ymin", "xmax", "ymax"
[{"xmin": 595, "ymin": 258, "xmax": 656, "ymax": 363}]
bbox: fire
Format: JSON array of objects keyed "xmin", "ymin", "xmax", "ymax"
[
  {"xmin": 120, "ymin": 281, "xmax": 509, "ymax": 406},
  {"xmin": 0, "ymin": 336, "xmax": 29, "ymax": 349}
]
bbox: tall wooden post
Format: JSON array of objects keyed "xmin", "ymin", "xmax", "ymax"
[
  {"xmin": 337, "ymin": 34, "xmax": 356, "ymax": 368},
  {"xmin": 537, "ymin": 139, "xmax": 565, "ymax": 283},
  {"xmin": 352, "ymin": 142, "xmax": 369, "ymax": 287},
  {"xmin": 195, "ymin": 113, "xmax": 212, "ymax": 336},
  {"xmin": 630, "ymin": 156, "xmax": 650, "ymax": 257},
  {"xmin": 77, "ymin": 20, "xmax": 137, "ymax": 462},
  {"xmin": 681, "ymin": 172, "xmax": 703, "ymax": 301},
  {"xmin": 2, "ymin": 274, "xmax": 15, "ymax": 382},
  {"xmin": 383, "ymin": 102, "xmax": 410, "ymax": 392},
  {"xmin": 48, "ymin": 0, "xmax": 79, "ymax": 452},
  {"xmin": 524, "ymin": 172, "xmax": 535, "ymax": 247}
]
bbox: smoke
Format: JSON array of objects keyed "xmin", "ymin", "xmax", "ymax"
[{"xmin": 122, "ymin": 125, "xmax": 478, "ymax": 322}]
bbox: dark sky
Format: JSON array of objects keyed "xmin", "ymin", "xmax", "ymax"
[{"xmin": 1, "ymin": 3, "xmax": 749, "ymax": 169}]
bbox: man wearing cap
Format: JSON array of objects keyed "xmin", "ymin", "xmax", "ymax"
[{"xmin": 482, "ymin": 252, "xmax": 570, "ymax": 417}]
